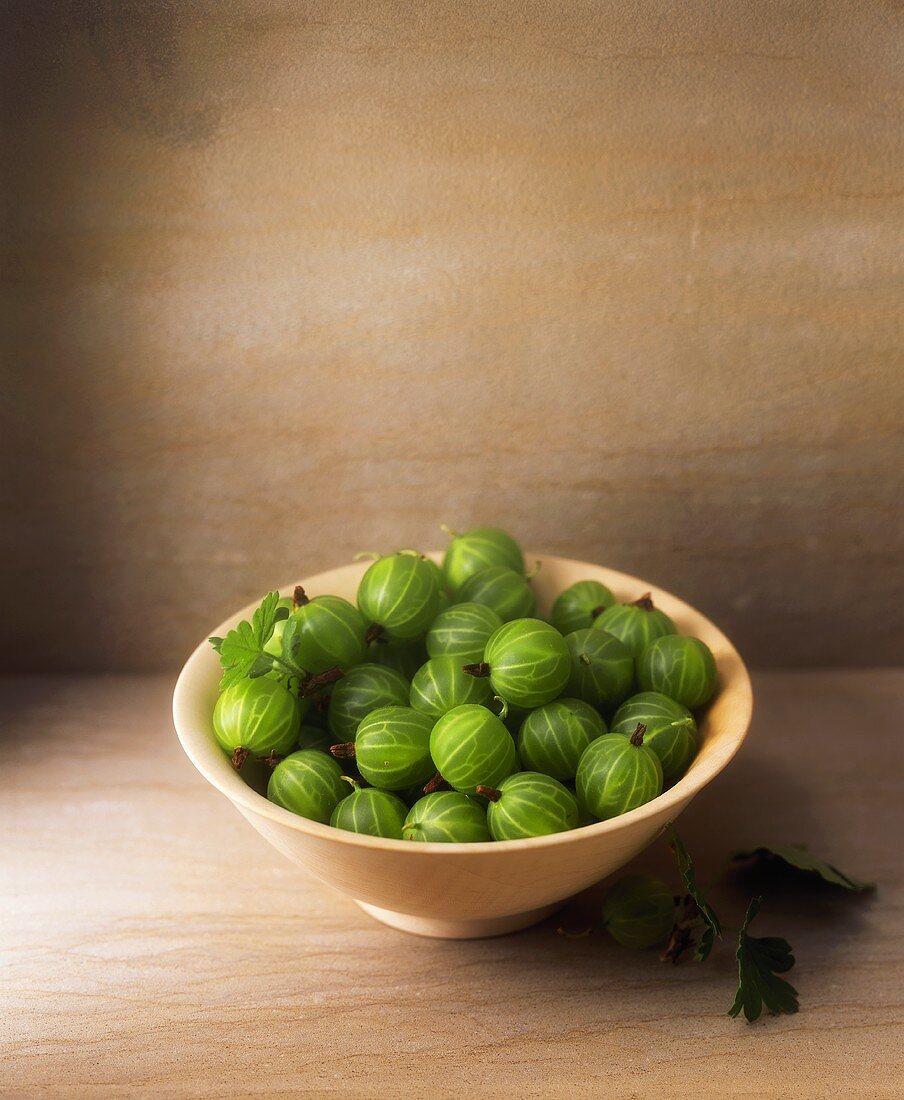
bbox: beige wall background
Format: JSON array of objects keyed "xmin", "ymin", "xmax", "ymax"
[{"xmin": 3, "ymin": 1, "xmax": 902, "ymax": 671}]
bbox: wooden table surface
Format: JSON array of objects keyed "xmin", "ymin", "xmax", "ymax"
[{"xmin": 3, "ymin": 672, "xmax": 902, "ymax": 1097}]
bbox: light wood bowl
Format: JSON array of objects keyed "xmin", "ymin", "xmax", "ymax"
[{"xmin": 173, "ymin": 554, "xmax": 753, "ymax": 939}]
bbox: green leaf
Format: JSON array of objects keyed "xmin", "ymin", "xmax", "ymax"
[
  {"xmin": 668, "ymin": 830, "xmax": 722, "ymax": 959},
  {"xmin": 728, "ymin": 897, "xmax": 799, "ymax": 1022},
  {"xmin": 209, "ymin": 636, "xmax": 224, "ymax": 653},
  {"xmin": 732, "ymin": 844, "xmax": 875, "ymax": 892},
  {"xmin": 281, "ymin": 614, "xmax": 299, "ymax": 663},
  {"xmin": 213, "ymin": 591, "xmax": 282, "ymax": 690}
]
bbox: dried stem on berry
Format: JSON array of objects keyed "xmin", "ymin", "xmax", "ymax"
[
  {"xmin": 230, "ymin": 747, "xmax": 249, "ymax": 769},
  {"xmin": 256, "ymin": 751, "xmax": 285, "ymax": 768},
  {"xmin": 590, "ymin": 605, "xmax": 606, "ymax": 619},
  {"xmin": 631, "ymin": 593, "xmax": 655, "ymax": 611},
  {"xmin": 462, "ymin": 661, "xmax": 491, "ymax": 678},
  {"xmin": 299, "ymin": 666, "xmax": 344, "ymax": 696},
  {"xmin": 475, "ymin": 785, "xmax": 502, "ymax": 802},
  {"xmin": 365, "ymin": 623, "xmax": 384, "ymax": 645},
  {"xmin": 293, "ymin": 585, "xmax": 310, "ymax": 608},
  {"xmin": 630, "ymin": 722, "xmax": 648, "ymax": 747},
  {"xmin": 330, "ymin": 742, "xmax": 357, "ymax": 759},
  {"xmin": 423, "ymin": 772, "xmax": 445, "ymax": 795}
]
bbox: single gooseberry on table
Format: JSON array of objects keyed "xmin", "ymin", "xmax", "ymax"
[
  {"xmin": 458, "ymin": 566, "xmax": 536, "ymax": 622},
  {"xmin": 213, "ymin": 677, "xmax": 302, "ymax": 768},
  {"xmin": 551, "ymin": 579, "xmax": 615, "ymax": 635},
  {"xmin": 425, "ymin": 601, "xmax": 503, "ymax": 663},
  {"xmin": 564, "ymin": 627, "xmax": 634, "ymax": 711},
  {"xmin": 467, "ymin": 618, "xmax": 570, "ymax": 708},
  {"xmin": 610, "ymin": 691, "xmax": 698, "ymax": 785},
  {"xmin": 327, "ymin": 663, "xmax": 410, "ymax": 741},
  {"xmin": 479, "ymin": 772, "xmax": 579, "ymax": 841},
  {"xmin": 267, "ymin": 749, "xmax": 350, "ymax": 824},
  {"xmin": 592, "ymin": 593, "xmax": 676, "ymax": 657},
  {"xmin": 575, "ymin": 724, "xmax": 663, "ymax": 820},
  {"xmin": 441, "ymin": 525, "xmax": 525, "ymax": 591},
  {"xmin": 600, "ymin": 874, "xmax": 676, "ymax": 949},
  {"xmin": 429, "ymin": 704, "xmax": 519, "ymax": 796},
  {"xmin": 636, "ymin": 634, "xmax": 718, "ymax": 709},
  {"xmin": 402, "ymin": 791, "xmax": 491, "ymax": 843},
  {"xmin": 409, "ymin": 655, "xmax": 493, "ymax": 717},
  {"xmin": 333, "ymin": 705, "xmax": 435, "ymax": 790},
  {"xmin": 517, "ymin": 697, "xmax": 606, "ymax": 782},
  {"xmin": 329, "ymin": 787, "xmax": 409, "ymax": 838},
  {"xmin": 357, "ymin": 551, "xmax": 442, "ymax": 641}
]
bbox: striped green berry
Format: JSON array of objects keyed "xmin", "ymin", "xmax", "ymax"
[
  {"xmin": 352, "ymin": 706, "xmax": 436, "ymax": 789},
  {"xmin": 357, "ymin": 552, "xmax": 442, "ymax": 641},
  {"xmin": 402, "ymin": 792, "xmax": 491, "ymax": 843},
  {"xmin": 213, "ymin": 678, "xmax": 301, "ymax": 766},
  {"xmin": 286, "ymin": 591, "xmax": 367, "ymax": 673},
  {"xmin": 429, "ymin": 704, "xmax": 519, "ymax": 795},
  {"xmin": 442, "ymin": 526, "xmax": 525, "ymax": 591},
  {"xmin": 267, "ymin": 750, "xmax": 349, "ymax": 824},
  {"xmin": 296, "ymin": 723, "xmax": 336, "ymax": 755},
  {"xmin": 458, "ymin": 566, "xmax": 535, "ymax": 622},
  {"xmin": 610, "ymin": 691, "xmax": 698, "ymax": 785},
  {"xmin": 327, "ymin": 663, "xmax": 410, "ymax": 741},
  {"xmin": 551, "ymin": 580, "xmax": 615, "ymax": 635},
  {"xmin": 329, "ymin": 788, "xmax": 408, "ymax": 838},
  {"xmin": 636, "ymin": 635, "xmax": 717, "ymax": 709},
  {"xmin": 367, "ymin": 637, "xmax": 429, "ymax": 679},
  {"xmin": 482, "ymin": 772, "xmax": 579, "ymax": 841},
  {"xmin": 591, "ymin": 594, "xmax": 676, "ymax": 657},
  {"xmin": 517, "ymin": 697, "xmax": 606, "ymax": 781},
  {"xmin": 479, "ymin": 618, "xmax": 570, "ymax": 708},
  {"xmin": 601, "ymin": 875, "xmax": 675, "ymax": 949},
  {"xmin": 425, "ymin": 602, "xmax": 503, "ymax": 663},
  {"xmin": 575, "ymin": 726, "xmax": 663, "ymax": 820},
  {"xmin": 564, "ymin": 628, "xmax": 634, "ymax": 710},
  {"xmin": 409, "ymin": 655, "xmax": 493, "ymax": 718}
]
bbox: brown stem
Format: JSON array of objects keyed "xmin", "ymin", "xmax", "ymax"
[
  {"xmin": 630, "ymin": 592, "xmax": 655, "ymax": 611},
  {"xmin": 423, "ymin": 771, "xmax": 445, "ymax": 795},
  {"xmin": 365, "ymin": 623, "xmax": 384, "ymax": 645},
  {"xmin": 330, "ymin": 742, "xmax": 357, "ymax": 759},
  {"xmin": 293, "ymin": 585, "xmax": 310, "ymax": 608},
  {"xmin": 462, "ymin": 661, "xmax": 491, "ymax": 678},
  {"xmin": 579, "ymin": 653, "xmax": 592, "ymax": 666},
  {"xmin": 256, "ymin": 751, "xmax": 285, "ymax": 768},
  {"xmin": 629, "ymin": 722, "xmax": 648, "ymax": 747},
  {"xmin": 230, "ymin": 747, "xmax": 249, "ymax": 769},
  {"xmin": 475, "ymin": 784, "xmax": 502, "ymax": 802},
  {"xmin": 590, "ymin": 605, "xmax": 607, "ymax": 619},
  {"xmin": 300, "ymin": 666, "xmax": 345, "ymax": 696}
]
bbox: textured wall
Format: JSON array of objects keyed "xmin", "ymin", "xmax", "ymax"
[{"xmin": 2, "ymin": 1, "xmax": 902, "ymax": 671}]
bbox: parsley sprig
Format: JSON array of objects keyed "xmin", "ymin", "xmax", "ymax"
[{"xmin": 728, "ymin": 897, "xmax": 799, "ymax": 1021}]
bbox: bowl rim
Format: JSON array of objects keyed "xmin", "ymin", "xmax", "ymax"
[{"xmin": 173, "ymin": 552, "xmax": 753, "ymax": 854}]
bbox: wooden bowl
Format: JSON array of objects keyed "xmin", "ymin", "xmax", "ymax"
[{"xmin": 173, "ymin": 554, "xmax": 753, "ymax": 939}]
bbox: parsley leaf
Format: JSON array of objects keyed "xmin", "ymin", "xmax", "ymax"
[
  {"xmin": 668, "ymin": 830, "xmax": 722, "ymax": 960},
  {"xmin": 211, "ymin": 591, "xmax": 283, "ymax": 690},
  {"xmin": 731, "ymin": 844, "xmax": 875, "ymax": 892},
  {"xmin": 728, "ymin": 896, "xmax": 799, "ymax": 1022}
]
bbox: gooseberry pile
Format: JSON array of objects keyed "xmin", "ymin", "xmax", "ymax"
[{"xmin": 210, "ymin": 527, "xmax": 719, "ymax": 842}]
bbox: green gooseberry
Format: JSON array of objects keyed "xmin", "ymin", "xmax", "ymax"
[
  {"xmin": 442, "ymin": 525, "xmax": 525, "ymax": 591},
  {"xmin": 423, "ymin": 557, "xmax": 452, "ymax": 611},
  {"xmin": 551, "ymin": 580, "xmax": 615, "ymax": 635},
  {"xmin": 458, "ymin": 566, "xmax": 535, "ymax": 622},
  {"xmin": 429, "ymin": 704, "xmax": 519, "ymax": 795},
  {"xmin": 425, "ymin": 602, "xmax": 503, "ymax": 663},
  {"xmin": 600, "ymin": 874, "xmax": 675, "ymax": 949},
  {"xmin": 357, "ymin": 552, "xmax": 442, "ymax": 641},
  {"xmin": 575, "ymin": 725, "xmax": 663, "ymax": 820},
  {"xmin": 402, "ymin": 792, "xmax": 491, "ymax": 843},
  {"xmin": 568, "ymin": 784, "xmax": 599, "ymax": 827},
  {"xmin": 409, "ymin": 655, "xmax": 493, "ymax": 718},
  {"xmin": 636, "ymin": 635, "xmax": 718, "ymax": 710},
  {"xmin": 610, "ymin": 692, "xmax": 698, "ymax": 785},
  {"xmin": 367, "ymin": 636, "xmax": 428, "ymax": 679},
  {"xmin": 517, "ymin": 697, "xmax": 606, "ymax": 781},
  {"xmin": 267, "ymin": 749, "xmax": 349, "ymax": 824},
  {"xmin": 329, "ymin": 788, "xmax": 408, "ymax": 838},
  {"xmin": 297, "ymin": 723, "xmax": 336, "ymax": 755},
  {"xmin": 285, "ymin": 589, "xmax": 367, "ymax": 673},
  {"xmin": 480, "ymin": 772, "xmax": 579, "ymax": 840},
  {"xmin": 564, "ymin": 628, "xmax": 634, "ymax": 711},
  {"xmin": 213, "ymin": 677, "xmax": 302, "ymax": 767},
  {"xmin": 327, "ymin": 663, "xmax": 410, "ymax": 741},
  {"xmin": 474, "ymin": 618, "xmax": 570, "ymax": 708},
  {"xmin": 347, "ymin": 705, "xmax": 435, "ymax": 789},
  {"xmin": 592, "ymin": 593, "xmax": 676, "ymax": 658}
]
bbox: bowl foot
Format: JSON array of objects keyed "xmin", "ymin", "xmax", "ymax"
[{"xmin": 356, "ymin": 900, "xmax": 564, "ymax": 939}]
